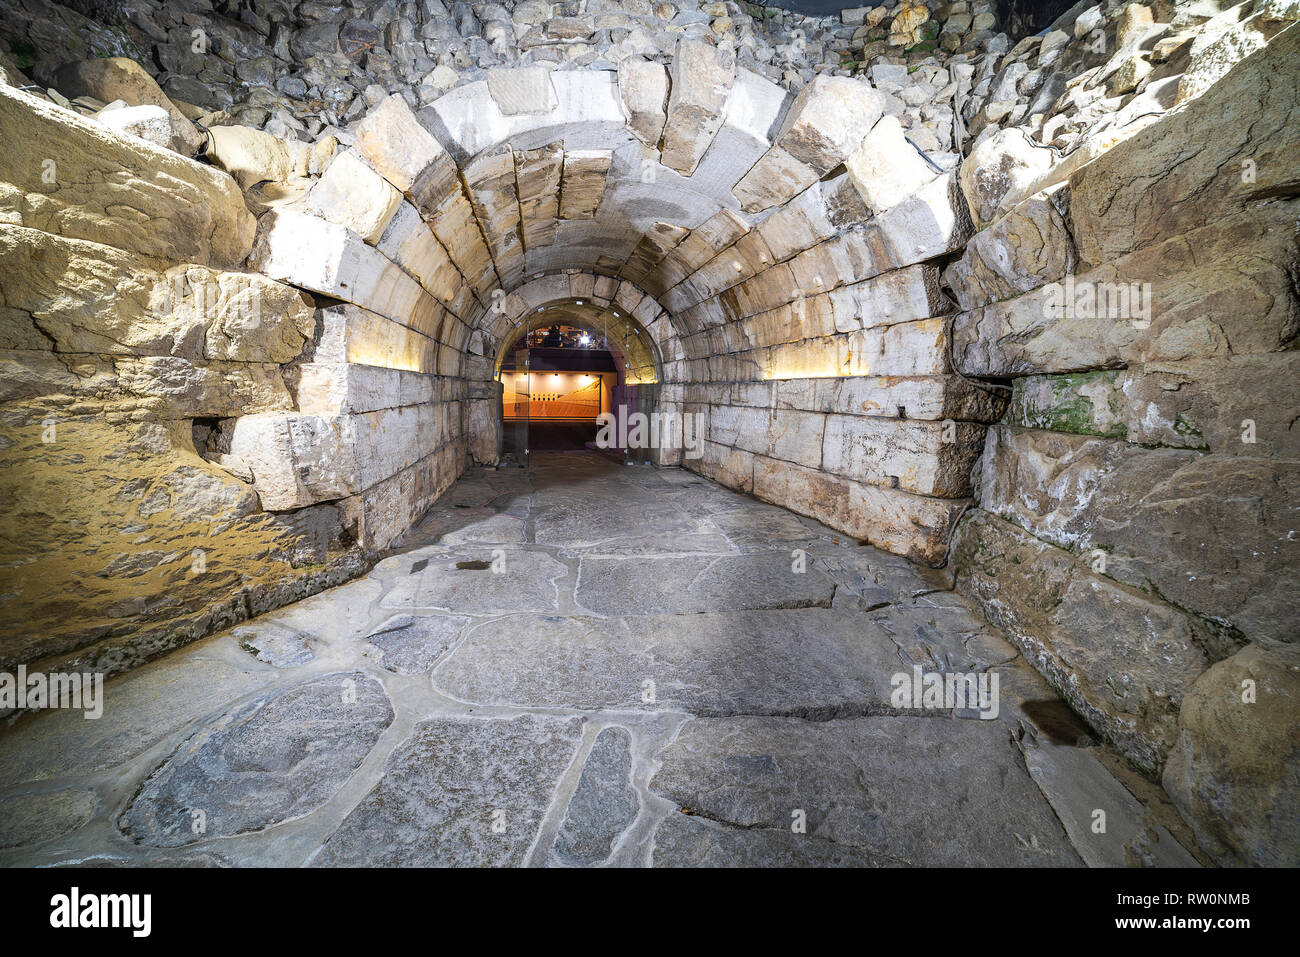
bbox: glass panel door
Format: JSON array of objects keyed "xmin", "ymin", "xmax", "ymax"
[{"xmin": 502, "ymin": 338, "xmax": 530, "ymax": 467}]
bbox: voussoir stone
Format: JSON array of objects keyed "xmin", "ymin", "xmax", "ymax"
[{"xmin": 660, "ymin": 39, "xmax": 735, "ymax": 176}]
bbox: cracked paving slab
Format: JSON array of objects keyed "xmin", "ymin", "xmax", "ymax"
[
  {"xmin": 311, "ymin": 714, "xmax": 586, "ymax": 867},
  {"xmin": 649, "ymin": 715, "xmax": 1082, "ymax": 867},
  {"xmin": 119, "ymin": 672, "xmax": 393, "ymax": 847},
  {"xmin": 575, "ymin": 552, "xmax": 837, "ymax": 615},
  {"xmin": 433, "ymin": 609, "xmax": 914, "ymax": 717}
]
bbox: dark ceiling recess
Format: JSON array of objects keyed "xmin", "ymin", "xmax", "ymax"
[{"xmin": 995, "ymin": 0, "xmax": 1081, "ymax": 39}]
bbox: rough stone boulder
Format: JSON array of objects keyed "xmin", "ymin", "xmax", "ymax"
[
  {"xmin": 54, "ymin": 57, "xmax": 204, "ymax": 157},
  {"xmin": 0, "ymin": 85, "xmax": 255, "ymax": 268},
  {"xmin": 1163, "ymin": 641, "xmax": 1300, "ymax": 867}
]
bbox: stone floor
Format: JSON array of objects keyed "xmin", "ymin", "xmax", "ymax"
[{"xmin": 0, "ymin": 452, "xmax": 1204, "ymax": 867}]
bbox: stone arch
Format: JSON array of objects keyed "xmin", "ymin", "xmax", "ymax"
[{"xmin": 460, "ymin": 271, "xmax": 690, "ymax": 467}]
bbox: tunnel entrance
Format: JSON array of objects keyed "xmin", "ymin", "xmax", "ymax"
[{"xmin": 493, "ymin": 297, "xmax": 663, "ymax": 467}]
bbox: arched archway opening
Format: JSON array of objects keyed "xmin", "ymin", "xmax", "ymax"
[{"xmin": 493, "ymin": 298, "xmax": 662, "ymax": 462}]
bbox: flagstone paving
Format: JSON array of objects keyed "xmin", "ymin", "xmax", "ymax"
[{"xmin": 0, "ymin": 452, "xmax": 1203, "ymax": 867}]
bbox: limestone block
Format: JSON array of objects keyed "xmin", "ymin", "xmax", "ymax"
[
  {"xmin": 354, "ymin": 93, "xmax": 460, "ymax": 213},
  {"xmin": 613, "ymin": 57, "xmax": 665, "ymax": 149},
  {"xmin": 229, "ymin": 405, "xmax": 442, "ymax": 511},
  {"xmin": 514, "ymin": 143, "xmax": 563, "ymax": 249},
  {"xmin": 427, "ymin": 190, "xmax": 498, "ymax": 295},
  {"xmin": 756, "ymin": 183, "xmax": 836, "ymax": 264},
  {"xmin": 732, "ymin": 147, "xmax": 818, "ymax": 213},
  {"xmin": 0, "ymin": 86, "xmax": 254, "ymax": 267},
  {"xmin": 0, "ymin": 225, "xmax": 313, "ymax": 362},
  {"xmin": 249, "ymin": 210, "xmax": 439, "ymax": 336},
  {"xmin": 958, "ymin": 126, "xmax": 1055, "ymax": 229},
  {"xmin": 375, "ymin": 203, "xmax": 464, "ymax": 309},
  {"xmin": 845, "ymin": 114, "xmax": 938, "ymax": 214},
  {"xmin": 774, "ymin": 76, "xmax": 885, "ymax": 176},
  {"xmin": 943, "ymin": 189, "xmax": 1076, "ymax": 310},
  {"xmin": 95, "ymin": 104, "xmax": 173, "ymax": 150},
  {"xmin": 789, "ymin": 375, "xmax": 1004, "ymax": 423},
  {"xmin": 1163, "ymin": 641, "xmax": 1300, "ymax": 867},
  {"xmin": 660, "ymin": 39, "xmax": 735, "ymax": 176},
  {"xmin": 822, "ymin": 415, "xmax": 984, "ymax": 496},
  {"xmin": 306, "ymin": 149, "xmax": 403, "ymax": 244},
  {"xmin": 873, "ymin": 171, "xmax": 973, "ymax": 270},
  {"xmin": 829, "ymin": 264, "xmax": 949, "ymax": 331},
  {"xmin": 558, "ymin": 149, "xmax": 612, "ymax": 220},
  {"xmin": 708, "ymin": 405, "xmax": 826, "ymax": 467},
  {"xmin": 291, "ymin": 363, "xmax": 404, "ymax": 415},
  {"xmin": 952, "ymin": 509, "xmax": 1211, "ymax": 774},
  {"xmin": 750, "ymin": 454, "xmax": 967, "ymax": 566},
  {"xmin": 978, "ymin": 425, "xmax": 1298, "ymax": 646},
  {"xmin": 486, "ymin": 66, "xmax": 558, "ymax": 115},
  {"xmin": 694, "ymin": 66, "xmax": 788, "ymax": 198},
  {"xmin": 952, "ymin": 203, "xmax": 1298, "ymax": 376},
  {"xmin": 423, "ymin": 72, "xmax": 623, "ymax": 163},
  {"xmin": 206, "ymin": 125, "xmax": 295, "ymax": 190}
]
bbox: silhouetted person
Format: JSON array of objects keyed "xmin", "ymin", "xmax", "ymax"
[{"xmin": 542, "ymin": 325, "xmax": 562, "ymax": 347}]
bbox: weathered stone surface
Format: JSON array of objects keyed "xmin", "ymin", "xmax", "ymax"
[
  {"xmin": 1069, "ymin": 25, "xmax": 1300, "ymax": 264},
  {"xmin": 354, "ymin": 94, "xmax": 460, "ymax": 213},
  {"xmin": 120, "ymin": 673, "xmax": 391, "ymax": 846},
  {"xmin": 1163, "ymin": 640, "xmax": 1300, "ymax": 867},
  {"xmin": 380, "ymin": 547, "xmax": 566, "ymax": 614},
  {"xmin": 652, "ymin": 811, "xmax": 873, "ymax": 866},
  {"xmin": 306, "ymin": 149, "xmax": 404, "ymax": 244},
  {"xmin": 871, "ymin": 170, "xmax": 973, "ymax": 269},
  {"xmin": 249, "ymin": 210, "xmax": 440, "ymax": 332},
  {"xmin": 748, "ymin": 454, "xmax": 968, "ymax": 566},
  {"xmin": 978, "ymin": 425, "xmax": 1297, "ymax": 645},
  {"xmin": 953, "ymin": 509, "xmax": 1210, "ymax": 774},
  {"xmin": 651, "ymin": 715, "xmax": 1079, "ymax": 866},
  {"xmin": 944, "ymin": 189, "xmax": 1076, "ymax": 310},
  {"xmin": 486, "ymin": 65, "xmax": 557, "ymax": 115},
  {"xmin": 549, "ymin": 726, "xmax": 638, "ymax": 866},
  {"xmin": 617, "ymin": 56, "xmax": 669, "ymax": 149},
  {"xmin": 775, "ymin": 76, "xmax": 885, "ymax": 176},
  {"xmin": 433, "ymin": 609, "xmax": 909, "ymax": 717},
  {"xmin": 0, "ymin": 86, "xmax": 254, "ymax": 267},
  {"xmin": 953, "ymin": 203, "xmax": 1299, "ymax": 376},
  {"xmin": 0, "ymin": 790, "xmax": 95, "ymax": 850},
  {"xmin": 96, "ymin": 103, "xmax": 173, "ymax": 150},
  {"xmin": 822, "ymin": 415, "xmax": 984, "ymax": 496},
  {"xmin": 313, "ymin": 715, "xmax": 584, "ymax": 866},
  {"xmin": 365, "ymin": 613, "xmax": 468, "ymax": 674},
  {"xmin": 575, "ymin": 552, "xmax": 835, "ymax": 615},
  {"xmin": 0, "ymin": 226, "xmax": 314, "ymax": 361},
  {"xmin": 660, "ymin": 39, "xmax": 735, "ymax": 176},
  {"xmin": 206, "ymin": 125, "xmax": 295, "ymax": 190},
  {"xmin": 733, "ymin": 146, "xmax": 818, "ymax": 213},
  {"xmin": 1017, "ymin": 731, "xmax": 1200, "ymax": 867},
  {"xmin": 846, "ymin": 114, "xmax": 938, "ymax": 213},
  {"xmin": 959, "ymin": 127, "xmax": 1055, "ymax": 229},
  {"xmin": 230, "ymin": 622, "xmax": 315, "ymax": 668},
  {"xmin": 557, "ymin": 149, "xmax": 612, "ymax": 220}
]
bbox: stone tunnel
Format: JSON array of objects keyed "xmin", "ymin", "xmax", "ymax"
[{"xmin": 0, "ymin": 0, "xmax": 1296, "ymax": 870}]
